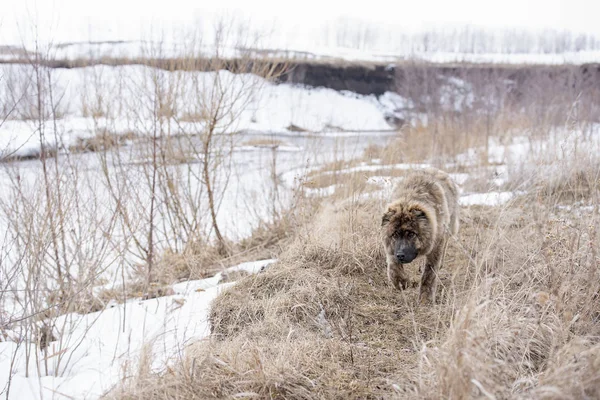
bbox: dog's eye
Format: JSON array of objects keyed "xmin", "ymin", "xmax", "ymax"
[{"xmin": 406, "ymin": 231, "xmax": 416, "ymax": 239}]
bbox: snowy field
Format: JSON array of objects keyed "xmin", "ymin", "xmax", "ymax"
[
  {"xmin": 2, "ymin": 0, "xmax": 600, "ymax": 66},
  {"xmin": 1, "ymin": 40, "xmax": 600, "ymax": 400},
  {"xmin": 0, "ymin": 64, "xmax": 402, "ymax": 159},
  {"xmin": 0, "ymin": 259, "xmax": 276, "ymax": 399},
  {"xmin": 2, "ymin": 39, "xmax": 600, "ymax": 65},
  {"xmin": 0, "ymin": 64, "xmax": 399, "ymax": 310},
  {"xmin": 1, "ymin": 2, "xmax": 599, "ymax": 398}
]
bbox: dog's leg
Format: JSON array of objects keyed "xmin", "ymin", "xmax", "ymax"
[
  {"xmin": 387, "ymin": 254, "xmax": 409, "ymax": 290},
  {"xmin": 419, "ymin": 239, "xmax": 445, "ymax": 303}
]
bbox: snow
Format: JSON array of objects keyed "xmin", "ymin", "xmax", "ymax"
[
  {"xmin": 172, "ymin": 259, "xmax": 276, "ymax": 293},
  {"xmin": 367, "ymin": 175, "xmax": 403, "ymax": 186},
  {"xmin": 236, "ymin": 144, "xmax": 303, "ymax": 152},
  {"xmin": 2, "ymin": 39, "xmax": 600, "ymax": 66},
  {"xmin": 320, "ymin": 163, "xmax": 431, "ymax": 176},
  {"xmin": 459, "ymin": 191, "xmax": 514, "ymax": 206},
  {"xmin": 406, "ymin": 50, "xmax": 600, "ymax": 66},
  {"xmin": 0, "ymin": 64, "xmax": 398, "ymax": 159},
  {"xmin": 0, "ymin": 259, "xmax": 276, "ymax": 400},
  {"xmin": 252, "ymin": 86, "xmax": 393, "ymax": 133},
  {"xmin": 305, "ymin": 185, "xmax": 337, "ymax": 198},
  {"xmin": 449, "ymin": 173, "xmax": 470, "ymax": 185},
  {"xmin": 456, "ymin": 126, "xmax": 600, "ymax": 171},
  {"xmin": 2, "ymin": 0, "xmax": 600, "ymax": 66},
  {"xmin": 315, "ymin": 159, "xmax": 516, "ymax": 207}
]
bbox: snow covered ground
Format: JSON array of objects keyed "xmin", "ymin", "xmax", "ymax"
[
  {"xmin": 0, "ymin": 69, "xmax": 396, "ymax": 400},
  {"xmin": 0, "ymin": 64, "xmax": 400, "ymax": 159},
  {"xmin": 0, "ymin": 63, "xmax": 399, "ymax": 281},
  {"xmin": 303, "ymin": 123, "xmax": 600, "ymax": 207},
  {"xmin": 459, "ymin": 191, "xmax": 514, "ymax": 206},
  {"xmin": 2, "ymin": 0, "xmax": 599, "ymax": 68},
  {"xmin": 2, "ymin": 39, "xmax": 599, "ymax": 65},
  {"xmin": 0, "ymin": 63, "xmax": 400, "ymax": 262},
  {"xmin": 0, "ymin": 259, "xmax": 275, "ymax": 399}
]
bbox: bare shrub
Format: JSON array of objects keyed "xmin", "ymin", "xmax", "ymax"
[
  {"xmin": 69, "ymin": 130, "xmax": 137, "ymax": 153},
  {"xmin": 142, "ymin": 193, "xmax": 312, "ymax": 289},
  {"xmin": 0, "ymin": 20, "xmax": 289, "ymax": 388}
]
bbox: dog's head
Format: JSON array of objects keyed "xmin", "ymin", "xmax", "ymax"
[{"xmin": 381, "ymin": 203, "xmax": 435, "ymax": 264}]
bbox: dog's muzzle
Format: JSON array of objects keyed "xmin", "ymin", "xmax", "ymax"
[{"xmin": 396, "ymin": 249, "xmax": 417, "ymax": 264}]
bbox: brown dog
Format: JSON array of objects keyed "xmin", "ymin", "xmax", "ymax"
[{"xmin": 381, "ymin": 168, "xmax": 459, "ymax": 303}]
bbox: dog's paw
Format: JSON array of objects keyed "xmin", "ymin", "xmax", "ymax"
[{"xmin": 418, "ymin": 287, "xmax": 435, "ymax": 305}]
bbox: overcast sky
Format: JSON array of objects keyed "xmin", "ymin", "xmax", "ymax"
[{"xmin": 1, "ymin": 0, "xmax": 599, "ymax": 47}]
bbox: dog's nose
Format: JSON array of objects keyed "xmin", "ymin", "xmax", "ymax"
[{"xmin": 396, "ymin": 252, "xmax": 406, "ymax": 263}]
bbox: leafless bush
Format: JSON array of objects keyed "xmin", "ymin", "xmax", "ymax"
[
  {"xmin": 0, "ymin": 48, "xmax": 123, "ymax": 386},
  {"xmin": 0, "ymin": 21, "xmax": 287, "ymax": 390}
]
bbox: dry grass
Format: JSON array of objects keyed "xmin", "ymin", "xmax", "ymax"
[
  {"xmin": 363, "ymin": 120, "xmax": 482, "ymax": 166},
  {"xmin": 301, "ymin": 159, "xmax": 379, "ymax": 192},
  {"xmin": 108, "ymin": 170, "xmax": 600, "ymax": 399},
  {"xmin": 422, "ymin": 203, "xmax": 600, "ymax": 399},
  {"xmin": 304, "ymin": 168, "xmax": 401, "ymax": 190},
  {"xmin": 85, "ymin": 58, "xmax": 600, "ymax": 399},
  {"xmin": 69, "ymin": 130, "xmax": 137, "ymax": 153},
  {"xmin": 533, "ymin": 166, "xmax": 600, "ymax": 203},
  {"xmin": 96, "ymin": 205, "xmax": 313, "ymax": 307},
  {"xmin": 242, "ymin": 138, "xmax": 285, "ymax": 147},
  {"xmin": 98, "ymin": 94, "xmax": 600, "ymax": 397},
  {"xmin": 149, "ymin": 240, "xmax": 230, "ymax": 284},
  {"xmin": 366, "ymin": 111, "xmax": 537, "ymax": 168},
  {"xmin": 286, "ymin": 124, "xmax": 309, "ymax": 132}
]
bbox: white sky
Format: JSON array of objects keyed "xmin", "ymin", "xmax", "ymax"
[{"xmin": 1, "ymin": 0, "xmax": 599, "ymax": 47}]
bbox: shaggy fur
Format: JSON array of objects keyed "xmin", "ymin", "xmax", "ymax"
[{"xmin": 382, "ymin": 168, "xmax": 459, "ymax": 303}]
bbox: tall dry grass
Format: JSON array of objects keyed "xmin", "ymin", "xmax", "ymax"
[
  {"xmin": 109, "ymin": 167, "xmax": 599, "ymax": 399},
  {"xmin": 106, "ymin": 90, "xmax": 600, "ymax": 398}
]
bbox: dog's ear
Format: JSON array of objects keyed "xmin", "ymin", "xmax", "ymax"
[
  {"xmin": 382, "ymin": 209, "xmax": 395, "ymax": 226},
  {"xmin": 411, "ymin": 208, "xmax": 427, "ymax": 220}
]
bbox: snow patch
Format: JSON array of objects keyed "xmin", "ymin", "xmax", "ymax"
[
  {"xmin": 460, "ymin": 191, "xmax": 514, "ymax": 206},
  {"xmin": 0, "ymin": 64, "xmax": 399, "ymax": 159},
  {"xmin": 0, "ymin": 259, "xmax": 276, "ymax": 400}
]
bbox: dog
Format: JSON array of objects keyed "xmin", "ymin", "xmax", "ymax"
[{"xmin": 381, "ymin": 168, "xmax": 459, "ymax": 303}]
